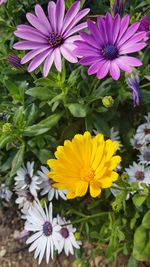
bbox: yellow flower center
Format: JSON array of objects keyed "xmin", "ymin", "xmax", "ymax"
[{"xmin": 80, "ymin": 167, "xmax": 95, "ymax": 182}]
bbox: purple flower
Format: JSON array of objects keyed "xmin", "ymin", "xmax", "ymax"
[
  {"xmin": 74, "ymin": 13, "xmax": 147, "ymax": 80},
  {"xmin": 126, "ymin": 74, "xmax": 141, "ymax": 107},
  {"xmin": 139, "ymin": 16, "xmax": 150, "ymax": 41},
  {"xmin": 7, "ymin": 54, "xmax": 22, "ymax": 69},
  {"xmin": 113, "ymin": 0, "xmax": 125, "ymax": 17},
  {"xmin": 0, "ymin": 0, "xmax": 7, "ymax": 5},
  {"xmin": 13, "ymin": 0, "xmax": 90, "ymax": 77}
]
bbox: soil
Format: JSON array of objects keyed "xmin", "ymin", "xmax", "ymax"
[{"xmin": 0, "ymin": 204, "xmax": 150, "ymax": 267}]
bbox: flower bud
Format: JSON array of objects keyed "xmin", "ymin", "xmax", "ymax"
[
  {"xmin": 7, "ymin": 54, "xmax": 22, "ymax": 69},
  {"xmin": 2, "ymin": 123, "xmax": 12, "ymax": 133},
  {"xmin": 102, "ymin": 96, "xmax": 114, "ymax": 108}
]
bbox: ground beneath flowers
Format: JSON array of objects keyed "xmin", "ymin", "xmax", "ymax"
[{"xmin": 0, "ymin": 205, "xmax": 150, "ymax": 267}]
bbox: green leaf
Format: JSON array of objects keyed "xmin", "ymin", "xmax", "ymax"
[
  {"xmin": 142, "ymin": 210, "xmax": 150, "ymax": 229},
  {"xmin": 132, "ymin": 194, "xmax": 147, "ymax": 207},
  {"xmin": 92, "ymin": 114, "xmax": 110, "ymax": 136},
  {"xmin": 10, "ymin": 144, "xmax": 25, "ymax": 176},
  {"xmin": 67, "ymin": 103, "xmax": 88, "ymax": 118},
  {"xmin": 23, "ymin": 113, "xmax": 62, "ymax": 136},
  {"xmin": 133, "ymin": 225, "xmax": 150, "ymax": 262},
  {"xmin": 0, "ymin": 135, "xmax": 12, "ymax": 149},
  {"xmin": 25, "ymin": 104, "xmax": 38, "ymax": 126},
  {"xmin": 26, "ymin": 87, "xmax": 52, "ymax": 100},
  {"xmin": 13, "ymin": 106, "xmax": 25, "ymax": 127},
  {"xmin": 127, "ymin": 256, "xmax": 138, "ymax": 267}
]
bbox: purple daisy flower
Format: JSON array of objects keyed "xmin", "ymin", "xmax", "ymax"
[
  {"xmin": 13, "ymin": 0, "xmax": 90, "ymax": 77},
  {"xmin": 74, "ymin": 13, "xmax": 147, "ymax": 80},
  {"xmin": 139, "ymin": 16, "xmax": 150, "ymax": 41}
]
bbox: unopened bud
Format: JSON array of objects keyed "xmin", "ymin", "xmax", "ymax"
[{"xmin": 102, "ymin": 96, "xmax": 114, "ymax": 108}]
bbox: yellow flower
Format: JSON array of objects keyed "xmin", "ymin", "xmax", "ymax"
[{"xmin": 47, "ymin": 132, "xmax": 121, "ymax": 199}]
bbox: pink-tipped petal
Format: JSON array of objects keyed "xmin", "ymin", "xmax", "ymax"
[
  {"xmin": 117, "ymin": 56, "xmax": 142, "ymax": 67},
  {"xmin": 115, "ymin": 58, "xmax": 132, "ymax": 73},
  {"xmin": 35, "ymin": 4, "xmax": 52, "ymax": 32},
  {"xmin": 48, "ymin": 1, "xmax": 56, "ymax": 32},
  {"xmin": 110, "ymin": 61, "xmax": 120, "ymax": 80},
  {"xmin": 13, "ymin": 41, "xmax": 45, "ymax": 50},
  {"xmin": 54, "ymin": 48, "xmax": 62, "ymax": 72},
  {"xmin": 56, "ymin": 0, "xmax": 65, "ymax": 33},
  {"xmin": 28, "ymin": 50, "xmax": 51, "ymax": 72},
  {"xmin": 97, "ymin": 61, "xmax": 110, "ymax": 79},
  {"xmin": 62, "ymin": 1, "xmax": 80, "ymax": 34},
  {"xmin": 14, "ymin": 31, "xmax": 47, "ymax": 43},
  {"xmin": 119, "ymin": 42, "xmax": 146, "ymax": 54},
  {"xmin": 26, "ymin": 13, "xmax": 50, "ymax": 36},
  {"xmin": 21, "ymin": 46, "xmax": 50, "ymax": 64},
  {"xmin": 60, "ymin": 45, "xmax": 78, "ymax": 63},
  {"xmin": 43, "ymin": 51, "xmax": 54, "ymax": 77}
]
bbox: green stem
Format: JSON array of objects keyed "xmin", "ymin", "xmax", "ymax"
[
  {"xmin": 140, "ymin": 83, "xmax": 150, "ymax": 88},
  {"xmin": 62, "ymin": 211, "xmax": 109, "ymax": 226}
]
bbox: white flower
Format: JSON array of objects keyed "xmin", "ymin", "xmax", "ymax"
[
  {"xmin": 38, "ymin": 166, "xmax": 67, "ymax": 201},
  {"xmin": 125, "ymin": 162, "xmax": 150, "ymax": 186},
  {"xmin": 144, "ymin": 113, "xmax": 150, "ymax": 124},
  {"xmin": 0, "ymin": 184, "xmax": 12, "ymax": 202},
  {"xmin": 25, "ymin": 201, "xmax": 61, "ymax": 264},
  {"xmin": 14, "ymin": 162, "xmax": 41, "ymax": 196},
  {"xmin": 138, "ymin": 146, "xmax": 150, "ymax": 165},
  {"xmin": 130, "ymin": 136, "xmax": 144, "ymax": 149},
  {"xmin": 15, "ymin": 190, "xmax": 37, "ymax": 218},
  {"xmin": 134, "ymin": 121, "xmax": 150, "ymax": 145},
  {"xmin": 57, "ymin": 215, "xmax": 81, "ymax": 256},
  {"xmin": 110, "ymin": 127, "xmax": 122, "ymax": 149}
]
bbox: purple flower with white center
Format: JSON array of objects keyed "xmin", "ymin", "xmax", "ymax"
[
  {"xmin": 126, "ymin": 74, "xmax": 141, "ymax": 107},
  {"xmin": 113, "ymin": 0, "xmax": 125, "ymax": 17},
  {"xmin": 13, "ymin": 0, "xmax": 90, "ymax": 77},
  {"xmin": 139, "ymin": 16, "xmax": 150, "ymax": 41},
  {"xmin": 74, "ymin": 13, "xmax": 147, "ymax": 80},
  {"xmin": 57, "ymin": 215, "xmax": 81, "ymax": 256},
  {"xmin": 25, "ymin": 201, "xmax": 61, "ymax": 264}
]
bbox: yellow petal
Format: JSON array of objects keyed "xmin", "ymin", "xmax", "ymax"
[
  {"xmin": 67, "ymin": 191, "xmax": 76, "ymax": 199},
  {"xmin": 75, "ymin": 181, "xmax": 88, "ymax": 197},
  {"xmin": 90, "ymin": 181, "xmax": 101, "ymax": 198}
]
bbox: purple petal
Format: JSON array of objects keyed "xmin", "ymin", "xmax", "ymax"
[
  {"xmin": 115, "ymin": 58, "xmax": 132, "ymax": 73},
  {"xmin": 62, "ymin": 1, "xmax": 80, "ymax": 34},
  {"xmin": 14, "ymin": 30, "xmax": 47, "ymax": 43},
  {"xmin": 109, "ymin": 61, "xmax": 120, "ymax": 80},
  {"xmin": 64, "ymin": 22, "xmax": 88, "ymax": 38},
  {"xmin": 28, "ymin": 49, "xmax": 51, "ymax": 72},
  {"xmin": 105, "ymin": 13, "xmax": 113, "ymax": 44},
  {"xmin": 117, "ymin": 56, "xmax": 142, "ymax": 67},
  {"xmin": 63, "ymin": 9, "xmax": 90, "ymax": 37},
  {"xmin": 113, "ymin": 14, "xmax": 121, "ymax": 44},
  {"xmin": 97, "ymin": 16, "xmax": 108, "ymax": 45},
  {"xmin": 88, "ymin": 60, "xmax": 103, "ymax": 75},
  {"xmin": 56, "ymin": 0, "xmax": 65, "ymax": 32},
  {"xmin": 116, "ymin": 15, "xmax": 130, "ymax": 44},
  {"xmin": 97, "ymin": 61, "xmax": 110, "ymax": 79},
  {"xmin": 119, "ymin": 31, "xmax": 147, "ymax": 49},
  {"xmin": 35, "ymin": 4, "xmax": 52, "ymax": 32},
  {"xmin": 48, "ymin": 1, "xmax": 56, "ymax": 32},
  {"xmin": 16, "ymin": 25, "xmax": 46, "ymax": 38},
  {"xmin": 117, "ymin": 22, "xmax": 140, "ymax": 47},
  {"xmin": 66, "ymin": 35, "xmax": 82, "ymax": 42},
  {"xmin": 80, "ymin": 56, "xmax": 101, "ymax": 66},
  {"xmin": 74, "ymin": 48, "xmax": 99, "ymax": 58},
  {"xmin": 119, "ymin": 42, "xmax": 146, "ymax": 54},
  {"xmin": 87, "ymin": 20, "xmax": 104, "ymax": 47},
  {"xmin": 26, "ymin": 13, "xmax": 50, "ymax": 36},
  {"xmin": 43, "ymin": 51, "xmax": 54, "ymax": 77},
  {"xmin": 21, "ymin": 46, "xmax": 50, "ymax": 64},
  {"xmin": 54, "ymin": 48, "xmax": 62, "ymax": 72},
  {"xmin": 60, "ymin": 45, "xmax": 78, "ymax": 63},
  {"xmin": 80, "ymin": 32, "xmax": 100, "ymax": 49},
  {"xmin": 13, "ymin": 41, "xmax": 46, "ymax": 50},
  {"xmin": 75, "ymin": 40, "xmax": 99, "ymax": 52}
]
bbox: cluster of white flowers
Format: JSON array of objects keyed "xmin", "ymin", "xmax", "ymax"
[
  {"xmin": 127, "ymin": 113, "xmax": 150, "ymax": 187},
  {"xmin": 14, "ymin": 161, "xmax": 80, "ymax": 263},
  {"xmin": 25, "ymin": 201, "xmax": 81, "ymax": 264}
]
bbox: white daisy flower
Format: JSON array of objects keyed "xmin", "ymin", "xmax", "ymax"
[
  {"xmin": 25, "ymin": 201, "xmax": 61, "ymax": 264},
  {"xmin": 37, "ymin": 166, "xmax": 67, "ymax": 201},
  {"xmin": 110, "ymin": 127, "xmax": 122, "ymax": 149},
  {"xmin": 138, "ymin": 146, "xmax": 150, "ymax": 166},
  {"xmin": 125, "ymin": 162, "xmax": 150, "ymax": 187},
  {"xmin": 0, "ymin": 184, "xmax": 12, "ymax": 202},
  {"xmin": 130, "ymin": 136, "xmax": 144, "ymax": 150},
  {"xmin": 134, "ymin": 121, "xmax": 150, "ymax": 145},
  {"xmin": 14, "ymin": 161, "xmax": 41, "ymax": 196},
  {"xmin": 57, "ymin": 215, "xmax": 81, "ymax": 256},
  {"xmin": 144, "ymin": 113, "xmax": 150, "ymax": 124},
  {"xmin": 15, "ymin": 190, "xmax": 37, "ymax": 218}
]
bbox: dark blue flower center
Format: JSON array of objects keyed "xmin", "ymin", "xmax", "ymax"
[
  {"xmin": 103, "ymin": 45, "xmax": 118, "ymax": 60},
  {"xmin": 60, "ymin": 227, "xmax": 69, "ymax": 239},
  {"xmin": 43, "ymin": 221, "xmax": 52, "ymax": 236},
  {"xmin": 49, "ymin": 32, "xmax": 63, "ymax": 48},
  {"xmin": 135, "ymin": 171, "xmax": 145, "ymax": 181},
  {"xmin": 25, "ymin": 173, "xmax": 32, "ymax": 185}
]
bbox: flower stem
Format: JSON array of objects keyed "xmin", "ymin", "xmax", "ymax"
[{"xmin": 140, "ymin": 83, "xmax": 150, "ymax": 88}]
